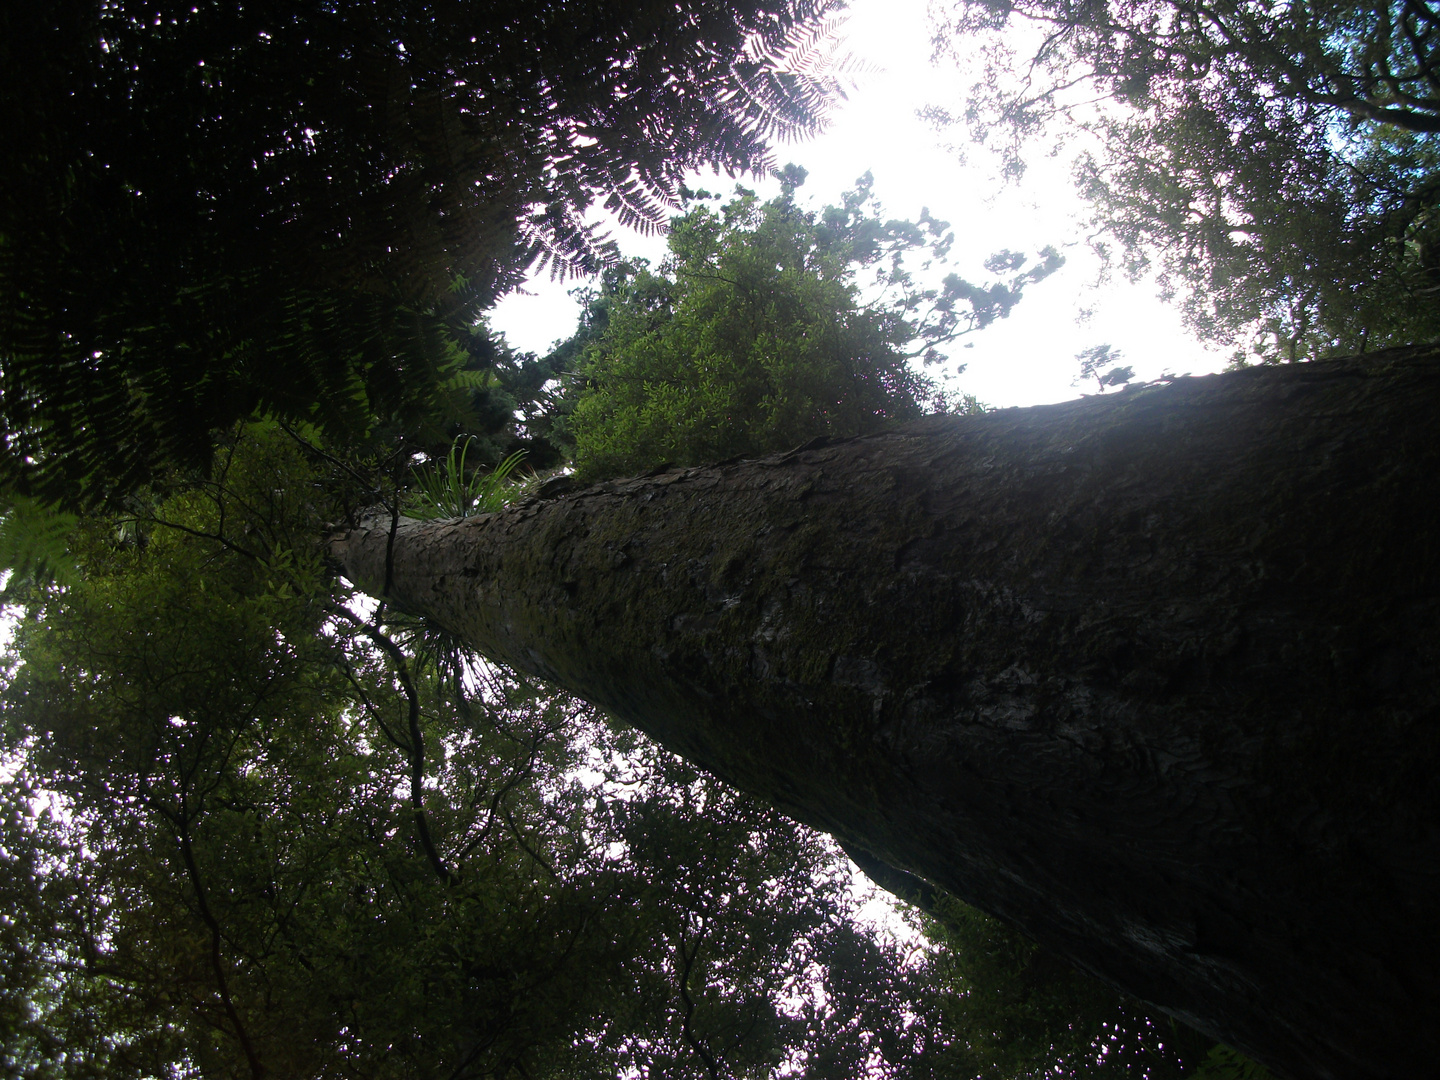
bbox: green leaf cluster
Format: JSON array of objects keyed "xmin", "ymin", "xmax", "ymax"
[
  {"xmin": 0, "ymin": 495, "xmax": 80, "ymax": 599},
  {"xmin": 561, "ymin": 174, "xmax": 1060, "ymax": 480},
  {"xmin": 405, "ymin": 441, "xmax": 528, "ymax": 521}
]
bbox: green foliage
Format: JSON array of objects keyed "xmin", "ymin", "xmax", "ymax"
[
  {"xmin": 1074, "ymin": 345, "xmax": 1135, "ymax": 393},
  {"xmin": 930, "ymin": 0, "xmax": 1440, "ymax": 359},
  {"xmin": 457, "ymin": 321, "xmax": 576, "ymax": 473},
  {"xmin": 1190, "ymin": 1045, "xmax": 1280, "ymax": 1080},
  {"xmin": 916, "ymin": 902, "xmax": 1214, "ymax": 1080},
  {"xmin": 0, "ymin": 0, "xmax": 844, "ymax": 508},
  {"xmin": 0, "ymin": 494, "xmax": 79, "ymax": 599},
  {"xmin": 405, "ymin": 441, "xmax": 528, "ymax": 521},
  {"xmin": 561, "ymin": 173, "xmax": 1060, "ymax": 480},
  {"xmin": 0, "ymin": 423, "xmax": 946, "ymax": 1078},
  {"xmin": 0, "ymin": 776, "xmax": 123, "ymax": 1080},
  {"xmin": 1077, "ymin": 102, "xmax": 1440, "ymax": 361}
]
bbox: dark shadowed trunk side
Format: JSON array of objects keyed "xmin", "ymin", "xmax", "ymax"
[{"xmin": 332, "ymin": 347, "xmax": 1440, "ymax": 1080}]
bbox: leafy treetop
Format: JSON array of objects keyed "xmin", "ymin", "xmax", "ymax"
[{"xmin": 558, "ymin": 171, "xmax": 1062, "ymax": 480}]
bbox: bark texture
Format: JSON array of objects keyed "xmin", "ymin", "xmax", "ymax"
[{"xmin": 333, "ymin": 347, "xmax": 1440, "ymax": 1080}]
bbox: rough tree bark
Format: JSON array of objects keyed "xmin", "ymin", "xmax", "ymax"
[{"xmin": 332, "ymin": 347, "xmax": 1440, "ymax": 1080}]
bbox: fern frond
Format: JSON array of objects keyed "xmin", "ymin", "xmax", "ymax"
[{"xmin": 0, "ymin": 494, "xmax": 80, "ymax": 596}]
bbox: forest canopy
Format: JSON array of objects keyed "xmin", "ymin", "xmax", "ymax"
[
  {"xmin": 928, "ymin": 0, "xmax": 1440, "ymax": 360},
  {"xmin": 0, "ymin": 158, "xmax": 1235, "ymax": 1080},
  {"xmin": 0, "ymin": 0, "xmax": 844, "ymax": 507},
  {"xmin": 2, "ymin": 0, "xmax": 1420, "ymax": 1075}
]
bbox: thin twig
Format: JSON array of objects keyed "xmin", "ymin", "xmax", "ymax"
[
  {"xmin": 176, "ymin": 813, "xmax": 266, "ymax": 1079},
  {"xmin": 676, "ymin": 920, "xmax": 721, "ymax": 1080},
  {"xmin": 274, "ymin": 420, "xmax": 376, "ymax": 491},
  {"xmin": 503, "ymin": 808, "xmax": 558, "ymax": 880},
  {"xmin": 329, "ymin": 603, "xmax": 456, "ymax": 886}
]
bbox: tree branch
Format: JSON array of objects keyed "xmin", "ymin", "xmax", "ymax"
[
  {"xmin": 175, "ymin": 811, "xmax": 266, "ymax": 1079},
  {"xmin": 676, "ymin": 920, "xmax": 721, "ymax": 1080},
  {"xmin": 329, "ymin": 603, "xmax": 456, "ymax": 886}
]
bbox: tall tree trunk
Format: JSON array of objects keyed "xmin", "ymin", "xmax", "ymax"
[{"xmin": 332, "ymin": 347, "xmax": 1440, "ymax": 1080}]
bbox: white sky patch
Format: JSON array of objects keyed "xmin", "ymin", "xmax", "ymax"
[
  {"xmin": 846, "ymin": 864, "xmax": 928, "ymax": 948},
  {"xmin": 488, "ymin": 0, "xmax": 1228, "ymax": 408}
]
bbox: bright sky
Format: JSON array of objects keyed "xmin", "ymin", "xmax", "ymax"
[{"xmin": 488, "ymin": 0, "xmax": 1230, "ymax": 408}]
